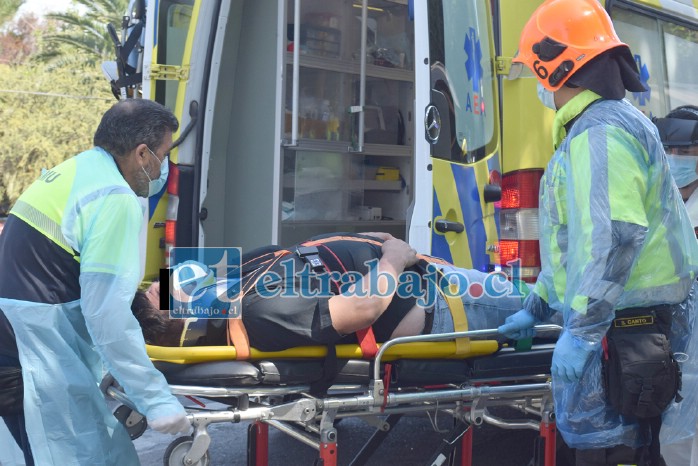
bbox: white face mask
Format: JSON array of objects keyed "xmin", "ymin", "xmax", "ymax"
[
  {"xmin": 537, "ymin": 82, "xmax": 557, "ymax": 111},
  {"xmin": 142, "ymin": 146, "xmax": 169, "ymax": 197},
  {"xmin": 667, "ymin": 154, "xmax": 698, "ymax": 188}
]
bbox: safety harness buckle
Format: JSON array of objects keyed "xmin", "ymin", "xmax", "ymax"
[{"xmin": 295, "ymin": 246, "xmax": 326, "ymax": 273}]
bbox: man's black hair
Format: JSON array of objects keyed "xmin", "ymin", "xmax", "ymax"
[
  {"xmin": 667, "ymin": 105, "xmax": 698, "ymax": 121},
  {"xmin": 93, "ymin": 99, "xmax": 179, "ymax": 157}
]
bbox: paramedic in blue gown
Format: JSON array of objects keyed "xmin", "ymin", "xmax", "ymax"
[
  {"xmin": 498, "ymin": 0, "xmax": 698, "ymax": 464},
  {"xmin": 0, "ymin": 99, "xmax": 189, "ymax": 465}
]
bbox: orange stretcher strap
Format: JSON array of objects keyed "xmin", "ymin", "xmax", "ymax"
[
  {"xmin": 227, "ymin": 319, "xmax": 251, "ymax": 360},
  {"xmin": 300, "ymin": 235, "xmax": 383, "ymax": 248}
]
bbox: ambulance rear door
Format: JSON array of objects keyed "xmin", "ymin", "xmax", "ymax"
[{"xmin": 419, "ymin": 0, "xmax": 501, "ymax": 271}]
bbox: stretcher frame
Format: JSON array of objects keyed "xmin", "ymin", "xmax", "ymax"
[{"xmin": 104, "ymin": 325, "xmax": 561, "ymax": 466}]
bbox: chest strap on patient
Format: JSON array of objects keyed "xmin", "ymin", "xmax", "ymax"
[{"xmin": 296, "ymin": 244, "xmax": 379, "ymax": 360}]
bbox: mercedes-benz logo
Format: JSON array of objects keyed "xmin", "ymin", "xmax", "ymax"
[{"xmin": 424, "ymin": 105, "xmax": 441, "ymax": 144}]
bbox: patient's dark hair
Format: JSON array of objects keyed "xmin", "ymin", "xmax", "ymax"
[{"xmin": 131, "ymin": 290, "xmax": 169, "ymax": 344}]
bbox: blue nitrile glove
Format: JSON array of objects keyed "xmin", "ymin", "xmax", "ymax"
[
  {"xmin": 551, "ymin": 332, "xmax": 594, "ymax": 383},
  {"xmin": 497, "ymin": 309, "xmax": 538, "ymax": 339}
]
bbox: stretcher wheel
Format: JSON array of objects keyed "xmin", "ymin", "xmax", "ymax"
[
  {"xmin": 113, "ymin": 405, "xmax": 147, "ymax": 440},
  {"xmin": 163, "ymin": 436, "xmax": 211, "ymax": 466}
]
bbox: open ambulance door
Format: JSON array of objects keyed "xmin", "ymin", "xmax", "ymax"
[{"xmin": 418, "ymin": 0, "xmax": 502, "ymax": 271}]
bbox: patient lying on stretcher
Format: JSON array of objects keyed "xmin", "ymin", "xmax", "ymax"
[{"xmin": 132, "ymin": 233, "xmax": 530, "ymax": 351}]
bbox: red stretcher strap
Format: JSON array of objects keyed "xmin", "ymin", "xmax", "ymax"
[{"xmin": 355, "ymin": 326, "xmax": 379, "ymax": 360}]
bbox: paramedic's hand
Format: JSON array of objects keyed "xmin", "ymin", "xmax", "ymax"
[
  {"xmin": 149, "ymin": 412, "xmax": 191, "ymax": 435},
  {"xmin": 551, "ymin": 332, "xmax": 594, "ymax": 384},
  {"xmin": 381, "ymin": 238, "xmax": 418, "ymax": 270},
  {"xmin": 498, "ymin": 309, "xmax": 537, "ymax": 339}
]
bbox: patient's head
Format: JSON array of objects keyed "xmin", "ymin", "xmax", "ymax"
[{"xmin": 131, "ymin": 281, "xmax": 185, "ymax": 346}]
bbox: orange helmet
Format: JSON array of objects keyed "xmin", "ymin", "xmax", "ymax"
[{"xmin": 513, "ymin": 0, "xmax": 629, "ymax": 91}]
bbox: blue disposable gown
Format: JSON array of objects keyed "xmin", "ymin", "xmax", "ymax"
[{"xmin": 0, "ymin": 148, "xmax": 185, "ymax": 465}]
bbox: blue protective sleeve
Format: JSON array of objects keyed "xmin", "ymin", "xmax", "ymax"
[{"xmin": 77, "ymin": 191, "xmax": 184, "ymax": 420}]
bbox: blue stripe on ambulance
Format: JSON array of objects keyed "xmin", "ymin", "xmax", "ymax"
[
  {"xmin": 431, "ymin": 189, "xmax": 454, "ymax": 264},
  {"xmin": 148, "ymin": 186, "xmax": 166, "ymax": 221},
  {"xmin": 451, "ymin": 164, "xmax": 488, "ymax": 272}
]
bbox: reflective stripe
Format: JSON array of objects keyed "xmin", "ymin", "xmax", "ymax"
[{"xmin": 11, "ymin": 200, "xmax": 75, "ymax": 257}]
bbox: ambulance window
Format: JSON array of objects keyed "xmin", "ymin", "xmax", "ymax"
[
  {"xmin": 611, "ymin": 8, "xmax": 666, "ymax": 118},
  {"xmin": 662, "ymin": 23, "xmax": 698, "ymax": 111},
  {"xmin": 155, "ymin": 0, "xmax": 194, "ymax": 110},
  {"xmin": 427, "ymin": 0, "xmax": 497, "ymax": 163},
  {"xmin": 612, "ymin": 5, "xmax": 698, "ymax": 118}
]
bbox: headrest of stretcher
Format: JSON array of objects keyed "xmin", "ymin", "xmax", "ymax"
[{"xmin": 146, "ymin": 340, "xmax": 500, "ymax": 365}]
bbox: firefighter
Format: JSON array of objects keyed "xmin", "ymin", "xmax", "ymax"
[{"xmin": 498, "ymin": 0, "xmax": 698, "ymax": 464}]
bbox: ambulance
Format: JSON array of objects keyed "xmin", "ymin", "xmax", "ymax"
[{"xmin": 104, "ymin": 0, "xmax": 698, "ymax": 281}]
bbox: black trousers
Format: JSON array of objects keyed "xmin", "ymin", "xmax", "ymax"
[
  {"xmin": 0, "ymin": 354, "xmax": 34, "ymax": 466},
  {"xmin": 575, "ymin": 444, "xmax": 666, "ymax": 466}
]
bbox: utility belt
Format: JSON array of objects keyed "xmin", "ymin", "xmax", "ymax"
[{"xmin": 602, "ymin": 305, "xmax": 683, "ymax": 465}]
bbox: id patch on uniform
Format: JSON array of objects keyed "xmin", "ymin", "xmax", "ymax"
[
  {"xmin": 613, "ymin": 315, "xmax": 654, "ymax": 328},
  {"xmin": 161, "ymin": 247, "xmax": 242, "ymax": 319}
]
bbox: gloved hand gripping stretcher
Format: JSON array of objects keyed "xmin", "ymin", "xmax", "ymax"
[{"xmin": 103, "ymin": 237, "xmax": 564, "ymax": 466}]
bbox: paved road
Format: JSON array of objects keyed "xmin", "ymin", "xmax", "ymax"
[{"xmin": 134, "ymin": 403, "xmax": 541, "ymax": 466}]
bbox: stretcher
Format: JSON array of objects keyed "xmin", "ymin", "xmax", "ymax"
[{"xmin": 102, "ymin": 324, "xmax": 562, "ymax": 466}]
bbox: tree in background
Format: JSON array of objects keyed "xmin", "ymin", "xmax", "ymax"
[
  {"xmin": 0, "ymin": 63, "xmax": 114, "ymax": 213},
  {"xmin": 0, "ymin": 0, "xmax": 24, "ymax": 25},
  {"xmin": 0, "ymin": 0, "xmax": 128, "ymax": 214},
  {"xmin": 0, "ymin": 13, "xmax": 41, "ymax": 64},
  {"xmin": 36, "ymin": 0, "xmax": 129, "ymax": 66}
]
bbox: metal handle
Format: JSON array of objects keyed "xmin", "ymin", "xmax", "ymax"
[
  {"xmin": 372, "ymin": 325, "xmax": 563, "ymax": 380},
  {"xmin": 434, "ymin": 219, "xmax": 464, "ymax": 233},
  {"xmin": 483, "ymin": 184, "xmax": 501, "ymax": 203}
]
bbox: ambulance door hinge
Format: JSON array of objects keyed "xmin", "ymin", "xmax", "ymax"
[{"xmin": 495, "ymin": 56, "xmax": 512, "ymax": 76}]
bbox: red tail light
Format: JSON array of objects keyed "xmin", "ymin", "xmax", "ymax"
[
  {"xmin": 167, "ymin": 162, "xmax": 180, "ymax": 196},
  {"xmin": 165, "ymin": 220, "xmax": 176, "ymax": 247},
  {"xmin": 165, "ymin": 161, "xmax": 180, "ymax": 264},
  {"xmin": 499, "ymin": 240, "xmax": 541, "ymax": 267},
  {"xmin": 498, "ymin": 169, "xmax": 543, "ymax": 282},
  {"xmin": 501, "ymin": 169, "xmax": 541, "ymax": 209}
]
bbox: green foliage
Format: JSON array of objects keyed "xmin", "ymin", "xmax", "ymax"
[
  {"xmin": 36, "ymin": 0, "xmax": 129, "ymax": 66},
  {"xmin": 0, "ymin": 0, "xmax": 24, "ymax": 26},
  {"xmin": 0, "ymin": 62, "xmax": 114, "ymax": 213}
]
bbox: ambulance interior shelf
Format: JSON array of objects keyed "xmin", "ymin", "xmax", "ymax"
[{"xmin": 280, "ymin": 0, "xmax": 414, "ymax": 245}]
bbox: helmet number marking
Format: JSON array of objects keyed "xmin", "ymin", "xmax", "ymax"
[{"xmin": 533, "ymin": 60, "xmax": 548, "ymax": 80}]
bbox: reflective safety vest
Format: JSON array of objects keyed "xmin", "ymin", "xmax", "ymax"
[{"xmin": 533, "ymin": 90, "xmax": 698, "ymax": 318}]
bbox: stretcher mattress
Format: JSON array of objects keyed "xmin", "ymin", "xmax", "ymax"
[{"xmin": 152, "ymin": 344, "xmax": 554, "ymax": 388}]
